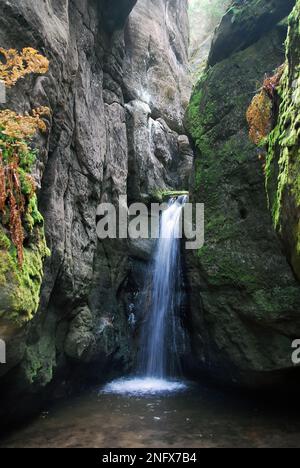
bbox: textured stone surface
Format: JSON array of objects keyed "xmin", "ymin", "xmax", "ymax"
[
  {"xmin": 0, "ymin": 0, "xmax": 136, "ymax": 415},
  {"xmin": 266, "ymin": 1, "xmax": 300, "ymax": 282},
  {"xmin": 124, "ymin": 0, "xmax": 192, "ymax": 202},
  {"xmin": 0, "ymin": 0, "xmax": 192, "ymax": 419},
  {"xmin": 186, "ymin": 19, "xmax": 300, "ymax": 388},
  {"xmin": 208, "ymin": 0, "xmax": 295, "ymax": 66}
]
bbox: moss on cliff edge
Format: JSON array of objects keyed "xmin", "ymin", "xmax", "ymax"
[{"xmin": 266, "ymin": 1, "xmax": 300, "ymax": 281}]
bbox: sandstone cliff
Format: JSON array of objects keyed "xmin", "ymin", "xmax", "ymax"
[
  {"xmin": 186, "ymin": 0, "xmax": 300, "ymax": 388},
  {"xmin": 0, "ymin": 0, "xmax": 192, "ymax": 421},
  {"xmin": 266, "ymin": 1, "xmax": 300, "ymax": 283}
]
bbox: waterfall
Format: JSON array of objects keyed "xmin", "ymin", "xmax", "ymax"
[
  {"xmin": 139, "ymin": 196, "xmax": 187, "ymax": 378},
  {"xmin": 102, "ymin": 196, "xmax": 188, "ymax": 395}
]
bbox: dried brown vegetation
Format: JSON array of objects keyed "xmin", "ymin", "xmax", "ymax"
[
  {"xmin": 0, "ymin": 47, "xmax": 49, "ymax": 87},
  {"xmin": 0, "ymin": 48, "xmax": 50, "ymax": 265}
]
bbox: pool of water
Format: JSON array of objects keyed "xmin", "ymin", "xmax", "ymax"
[{"xmin": 1, "ymin": 380, "xmax": 300, "ymax": 448}]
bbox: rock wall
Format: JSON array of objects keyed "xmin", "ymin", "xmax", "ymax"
[
  {"xmin": 123, "ymin": 0, "xmax": 193, "ymax": 202},
  {"xmin": 0, "ymin": 0, "xmax": 192, "ymax": 421},
  {"xmin": 186, "ymin": 0, "xmax": 300, "ymax": 388},
  {"xmin": 188, "ymin": 0, "xmax": 230, "ymax": 82},
  {"xmin": 266, "ymin": 0, "xmax": 300, "ymax": 282},
  {"xmin": 208, "ymin": 0, "xmax": 295, "ymax": 67}
]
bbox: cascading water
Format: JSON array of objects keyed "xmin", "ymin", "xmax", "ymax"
[
  {"xmin": 103, "ymin": 196, "xmax": 188, "ymax": 396},
  {"xmin": 139, "ymin": 195, "xmax": 187, "ymax": 379}
]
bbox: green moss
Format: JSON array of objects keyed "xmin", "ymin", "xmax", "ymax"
[
  {"xmin": 185, "ymin": 20, "xmax": 300, "ymax": 322},
  {"xmin": 150, "ymin": 189, "xmax": 189, "ymax": 203},
  {"xmin": 0, "ymin": 225, "xmax": 49, "ymax": 326},
  {"xmin": 265, "ymin": 2, "xmax": 300, "ymax": 281},
  {"xmin": 0, "ymin": 137, "xmax": 50, "ymax": 326},
  {"xmin": 22, "ymin": 333, "xmax": 56, "ymax": 387},
  {"xmin": 0, "ymin": 228, "xmax": 10, "ymax": 250},
  {"xmin": 0, "ymin": 133, "xmax": 37, "ymax": 171},
  {"xmin": 254, "ymin": 286, "xmax": 300, "ymax": 314},
  {"xmin": 25, "ymin": 194, "xmax": 44, "ymax": 232},
  {"xmin": 0, "ymin": 98, "xmax": 51, "ymax": 328},
  {"xmin": 198, "ymin": 245, "xmax": 260, "ymax": 289}
]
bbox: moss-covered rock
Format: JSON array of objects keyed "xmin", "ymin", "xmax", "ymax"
[
  {"xmin": 185, "ymin": 21, "xmax": 300, "ymax": 388},
  {"xmin": 0, "ymin": 224, "xmax": 49, "ymax": 327},
  {"xmin": 266, "ymin": 1, "xmax": 300, "ymax": 281}
]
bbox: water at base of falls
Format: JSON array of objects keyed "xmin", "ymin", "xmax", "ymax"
[
  {"xmin": 102, "ymin": 377, "xmax": 187, "ymax": 396},
  {"xmin": 102, "ymin": 196, "xmax": 188, "ymax": 396}
]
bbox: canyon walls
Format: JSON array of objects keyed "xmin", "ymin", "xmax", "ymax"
[
  {"xmin": 0, "ymin": 0, "xmax": 192, "ymax": 421},
  {"xmin": 266, "ymin": 1, "xmax": 300, "ymax": 283},
  {"xmin": 186, "ymin": 0, "xmax": 300, "ymax": 388}
]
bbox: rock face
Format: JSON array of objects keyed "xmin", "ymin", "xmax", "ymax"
[
  {"xmin": 186, "ymin": 0, "xmax": 300, "ymax": 388},
  {"xmin": 0, "ymin": 0, "xmax": 192, "ymax": 421},
  {"xmin": 266, "ymin": 0, "xmax": 300, "ymax": 282},
  {"xmin": 208, "ymin": 0, "xmax": 295, "ymax": 67},
  {"xmin": 124, "ymin": 0, "xmax": 192, "ymax": 202}
]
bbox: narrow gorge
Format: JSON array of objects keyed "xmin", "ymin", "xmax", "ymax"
[{"xmin": 0, "ymin": 0, "xmax": 300, "ymax": 449}]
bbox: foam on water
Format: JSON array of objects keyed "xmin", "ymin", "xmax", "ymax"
[{"xmin": 101, "ymin": 377, "xmax": 187, "ymax": 396}]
